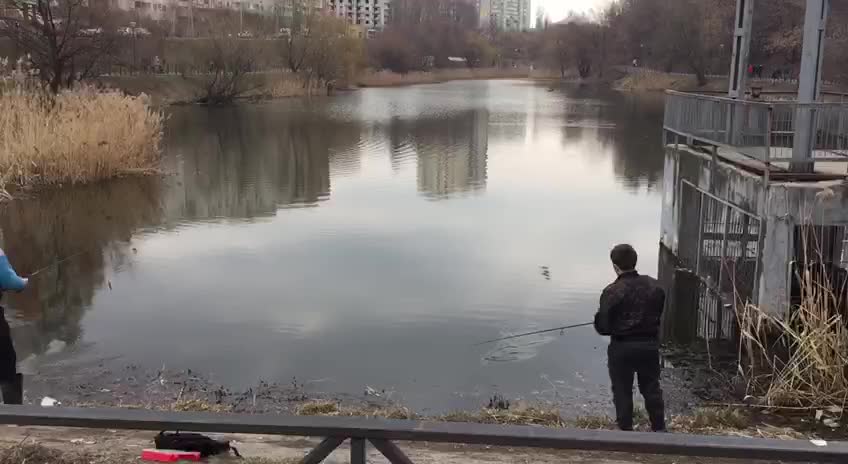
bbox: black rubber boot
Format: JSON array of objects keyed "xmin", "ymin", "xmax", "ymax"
[{"xmin": 0, "ymin": 373, "xmax": 23, "ymax": 404}]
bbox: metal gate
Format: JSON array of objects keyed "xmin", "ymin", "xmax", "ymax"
[{"xmin": 676, "ymin": 180, "xmax": 764, "ymax": 341}]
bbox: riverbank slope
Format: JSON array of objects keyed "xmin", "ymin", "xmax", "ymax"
[
  {"xmin": 101, "ymin": 67, "xmax": 549, "ymax": 106},
  {"xmin": 613, "ymin": 69, "xmax": 847, "ymax": 95}
]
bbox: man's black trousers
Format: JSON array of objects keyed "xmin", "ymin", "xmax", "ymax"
[{"xmin": 607, "ymin": 340, "xmax": 665, "ymax": 431}]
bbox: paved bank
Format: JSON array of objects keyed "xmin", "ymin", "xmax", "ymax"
[{"xmin": 0, "ymin": 425, "xmax": 756, "ymax": 464}]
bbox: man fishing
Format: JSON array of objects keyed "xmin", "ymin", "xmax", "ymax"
[
  {"xmin": 594, "ymin": 244, "xmax": 666, "ymax": 432},
  {"xmin": 0, "ymin": 248, "xmax": 28, "ymax": 404}
]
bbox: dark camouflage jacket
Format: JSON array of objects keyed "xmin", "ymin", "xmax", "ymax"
[{"xmin": 593, "ymin": 271, "xmax": 665, "ymax": 340}]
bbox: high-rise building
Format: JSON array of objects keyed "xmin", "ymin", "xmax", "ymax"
[
  {"xmin": 107, "ymin": 0, "xmax": 321, "ymax": 23},
  {"xmin": 325, "ymin": 0, "xmax": 389, "ymax": 30},
  {"xmin": 479, "ymin": 0, "xmax": 530, "ymax": 31},
  {"xmin": 388, "ymin": 0, "xmax": 478, "ymax": 27}
]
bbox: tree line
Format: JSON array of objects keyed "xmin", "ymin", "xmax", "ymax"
[
  {"xmin": 367, "ymin": 0, "xmax": 848, "ymax": 85},
  {"xmin": 538, "ymin": 0, "xmax": 848, "ymax": 85},
  {"xmin": 2, "ymin": 0, "xmax": 847, "ymax": 97}
]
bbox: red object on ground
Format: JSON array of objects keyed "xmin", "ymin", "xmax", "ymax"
[{"xmin": 141, "ymin": 449, "xmax": 202, "ymax": 462}]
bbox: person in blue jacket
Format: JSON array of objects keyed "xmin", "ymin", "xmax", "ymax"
[{"xmin": 0, "ymin": 248, "xmax": 28, "ymax": 404}]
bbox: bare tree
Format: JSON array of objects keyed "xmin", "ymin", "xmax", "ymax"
[
  {"xmin": 282, "ymin": 15, "xmax": 312, "ymax": 73},
  {"xmin": 195, "ymin": 35, "xmax": 258, "ymax": 104},
  {"xmin": 302, "ymin": 15, "xmax": 363, "ymax": 95},
  {"xmin": 0, "ymin": 0, "xmax": 118, "ymax": 93},
  {"xmin": 544, "ymin": 26, "xmax": 569, "ymax": 78}
]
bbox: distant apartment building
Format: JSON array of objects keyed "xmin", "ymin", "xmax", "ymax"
[
  {"xmin": 325, "ymin": 0, "xmax": 388, "ymax": 30},
  {"xmin": 388, "ymin": 0, "xmax": 478, "ymax": 27},
  {"xmin": 111, "ymin": 0, "xmax": 321, "ymax": 23},
  {"xmin": 479, "ymin": 0, "xmax": 529, "ymax": 31}
]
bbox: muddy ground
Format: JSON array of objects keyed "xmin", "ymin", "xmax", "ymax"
[{"xmin": 20, "ymin": 345, "xmax": 717, "ymax": 418}]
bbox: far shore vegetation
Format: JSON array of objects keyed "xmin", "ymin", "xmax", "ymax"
[{"xmin": 2, "ymin": 0, "xmax": 846, "ymax": 193}]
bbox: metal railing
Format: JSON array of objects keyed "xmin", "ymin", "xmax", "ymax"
[
  {"xmin": 1, "ymin": 406, "xmax": 848, "ymax": 463},
  {"xmin": 664, "ymin": 90, "xmax": 848, "ymax": 170},
  {"xmin": 676, "ymin": 180, "xmax": 763, "ymax": 341}
]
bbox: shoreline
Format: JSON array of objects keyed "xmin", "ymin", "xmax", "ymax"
[
  {"xmin": 101, "ymin": 68, "xmax": 552, "ymax": 107},
  {"xmin": 19, "ymin": 345, "xmax": 844, "ymax": 441}
]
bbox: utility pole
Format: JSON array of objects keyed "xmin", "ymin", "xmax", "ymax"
[
  {"xmin": 791, "ymin": 0, "xmax": 830, "ymax": 173},
  {"xmin": 728, "ymin": 0, "xmax": 754, "ymax": 99},
  {"xmin": 727, "ymin": 0, "xmax": 754, "ymax": 148},
  {"xmin": 187, "ymin": 0, "xmax": 194, "ymax": 37}
]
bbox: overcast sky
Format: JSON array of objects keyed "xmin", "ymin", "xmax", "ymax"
[{"xmin": 533, "ymin": 0, "xmax": 611, "ymax": 23}]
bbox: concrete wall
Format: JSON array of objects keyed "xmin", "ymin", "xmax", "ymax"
[
  {"xmin": 758, "ymin": 182, "xmax": 848, "ymax": 311},
  {"xmin": 659, "ymin": 145, "xmax": 767, "ymax": 255},
  {"xmin": 661, "ymin": 144, "xmax": 848, "ymax": 315}
]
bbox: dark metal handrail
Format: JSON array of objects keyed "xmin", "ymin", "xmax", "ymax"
[{"xmin": 1, "ymin": 406, "xmax": 847, "ymax": 463}]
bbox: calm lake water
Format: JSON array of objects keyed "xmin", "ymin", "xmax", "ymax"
[{"xmin": 1, "ymin": 80, "xmax": 666, "ymax": 413}]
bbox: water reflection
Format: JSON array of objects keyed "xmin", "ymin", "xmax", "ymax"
[
  {"xmin": 162, "ymin": 107, "xmax": 357, "ymax": 220},
  {"xmin": 0, "ymin": 178, "xmax": 163, "ymax": 361},
  {"xmin": 597, "ymin": 92, "xmax": 666, "ymax": 191},
  {"xmin": 386, "ymin": 110, "xmax": 489, "ymax": 199},
  {"xmin": 0, "ymin": 81, "xmax": 670, "ymax": 411}
]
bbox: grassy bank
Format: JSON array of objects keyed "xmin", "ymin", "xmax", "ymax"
[
  {"xmin": 100, "ymin": 71, "xmax": 312, "ymax": 106},
  {"xmin": 104, "ymin": 67, "xmax": 539, "ymax": 105},
  {"xmin": 0, "ymin": 86, "xmax": 163, "ymax": 194},
  {"xmin": 290, "ymin": 400, "xmax": 806, "ymax": 439},
  {"xmin": 614, "ymin": 69, "xmax": 847, "ymax": 94},
  {"xmin": 356, "ymin": 67, "xmax": 534, "ymax": 87}
]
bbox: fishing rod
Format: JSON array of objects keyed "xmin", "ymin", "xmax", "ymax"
[
  {"xmin": 27, "ymin": 249, "xmax": 94, "ymax": 278},
  {"xmin": 474, "ymin": 321, "xmax": 594, "ymax": 346}
]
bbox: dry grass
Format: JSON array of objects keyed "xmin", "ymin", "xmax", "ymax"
[
  {"xmin": 738, "ymin": 226, "xmax": 848, "ymax": 410},
  {"xmin": 262, "ymin": 75, "xmax": 312, "ymax": 98},
  {"xmin": 357, "ymin": 67, "xmax": 530, "ymax": 87},
  {"xmin": 613, "ymin": 70, "xmax": 700, "ymax": 92},
  {"xmin": 296, "ymin": 400, "xmax": 417, "ymax": 420},
  {"xmin": 171, "ymin": 398, "xmax": 232, "ymax": 413},
  {"xmin": 0, "ymin": 85, "xmax": 163, "ymax": 191},
  {"xmin": 297, "ymin": 401, "xmax": 793, "ymax": 437},
  {"xmin": 441, "ymin": 408, "xmax": 566, "ymax": 427},
  {"xmin": 0, "ymin": 444, "xmax": 93, "ymax": 464}
]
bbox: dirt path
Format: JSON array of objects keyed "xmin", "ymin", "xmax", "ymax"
[{"xmin": 0, "ymin": 425, "xmax": 756, "ymax": 464}]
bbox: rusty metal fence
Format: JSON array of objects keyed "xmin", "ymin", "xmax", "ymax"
[{"xmin": 677, "ymin": 180, "xmax": 763, "ymax": 341}]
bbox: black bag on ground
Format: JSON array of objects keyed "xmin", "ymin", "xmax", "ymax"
[{"xmin": 155, "ymin": 431, "xmax": 241, "ymax": 458}]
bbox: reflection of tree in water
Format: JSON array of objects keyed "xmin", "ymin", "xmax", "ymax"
[
  {"xmin": 0, "ymin": 177, "xmax": 163, "ymax": 361},
  {"xmin": 387, "ymin": 109, "xmax": 490, "ymax": 199},
  {"xmin": 596, "ymin": 92, "xmax": 666, "ymax": 191},
  {"xmin": 163, "ymin": 107, "xmax": 361, "ymax": 220},
  {"xmin": 554, "ymin": 87, "xmax": 665, "ymax": 192}
]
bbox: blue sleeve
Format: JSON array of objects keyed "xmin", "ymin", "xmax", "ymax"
[{"xmin": 0, "ymin": 255, "xmax": 27, "ymax": 291}]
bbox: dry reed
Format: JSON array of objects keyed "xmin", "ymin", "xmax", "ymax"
[
  {"xmin": 0, "ymin": 85, "xmax": 163, "ymax": 191},
  {"xmin": 738, "ymin": 226, "xmax": 848, "ymax": 409}
]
